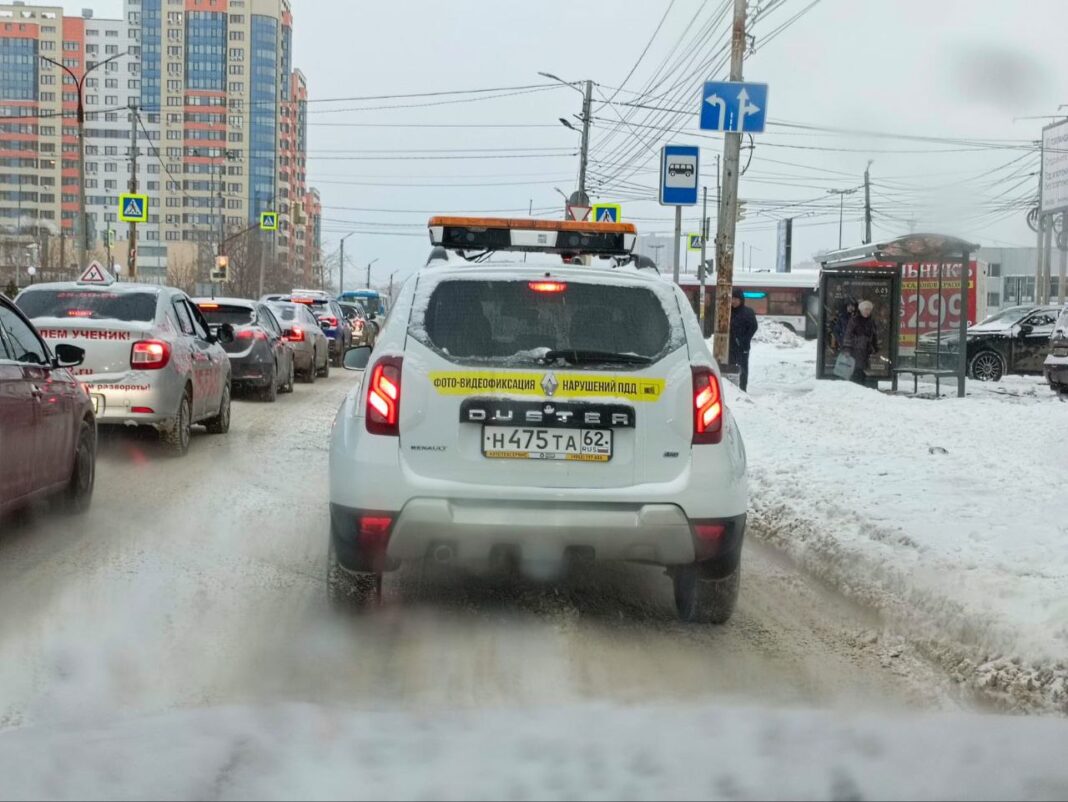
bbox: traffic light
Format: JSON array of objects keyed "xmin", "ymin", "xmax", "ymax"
[{"xmin": 211, "ymin": 254, "xmax": 229, "ymax": 283}]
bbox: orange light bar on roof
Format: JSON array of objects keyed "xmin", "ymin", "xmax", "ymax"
[{"xmin": 427, "ymin": 216, "xmax": 638, "ymax": 258}]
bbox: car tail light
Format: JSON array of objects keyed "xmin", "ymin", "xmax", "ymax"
[
  {"xmin": 528, "ymin": 281, "xmax": 567, "ymax": 293},
  {"xmin": 320, "ymin": 315, "xmax": 339, "ymax": 328},
  {"xmin": 366, "ymin": 356, "xmax": 402, "ymax": 436},
  {"xmin": 131, "ymin": 340, "xmax": 171, "ymax": 371},
  {"xmin": 198, "ymin": 303, "xmax": 219, "ymax": 310},
  {"xmin": 354, "ymin": 319, "xmax": 365, "ymax": 334},
  {"xmin": 692, "ymin": 367, "xmax": 723, "ymax": 445},
  {"xmin": 67, "ymin": 310, "xmax": 94, "ymax": 318},
  {"xmin": 237, "ymin": 328, "xmax": 268, "ymax": 341},
  {"xmin": 284, "ymin": 326, "xmax": 305, "ymax": 343},
  {"xmin": 131, "ymin": 406, "xmax": 155, "ymax": 414},
  {"xmin": 693, "ymin": 523, "xmax": 726, "ymax": 542}
]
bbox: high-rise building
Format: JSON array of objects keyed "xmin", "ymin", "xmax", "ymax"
[{"xmin": 0, "ymin": 0, "xmax": 320, "ymax": 287}]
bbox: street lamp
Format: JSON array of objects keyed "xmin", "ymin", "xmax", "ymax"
[
  {"xmin": 538, "ymin": 71, "xmax": 593, "ymax": 205},
  {"xmin": 365, "ymin": 257, "xmax": 379, "ymax": 289},
  {"xmin": 40, "ymin": 50, "xmax": 126, "ymax": 272},
  {"xmin": 338, "ymin": 232, "xmax": 357, "ymax": 294},
  {"xmin": 827, "ymin": 187, "xmax": 859, "ymax": 250}
]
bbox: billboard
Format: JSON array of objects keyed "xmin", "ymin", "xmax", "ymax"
[{"xmin": 1042, "ymin": 119, "xmax": 1068, "ymax": 215}]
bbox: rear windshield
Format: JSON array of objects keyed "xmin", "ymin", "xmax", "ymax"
[
  {"xmin": 18, "ymin": 289, "xmax": 157, "ymax": 322},
  {"xmin": 198, "ymin": 304, "xmax": 253, "ymax": 327},
  {"xmin": 269, "ymin": 303, "xmax": 299, "ymax": 322},
  {"xmin": 416, "ymin": 279, "xmax": 674, "ymax": 364}
]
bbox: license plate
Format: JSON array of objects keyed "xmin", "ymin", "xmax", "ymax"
[
  {"xmin": 482, "ymin": 426, "xmax": 613, "ymax": 462},
  {"xmin": 91, "ymin": 394, "xmax": 103, "ymax": 415}
]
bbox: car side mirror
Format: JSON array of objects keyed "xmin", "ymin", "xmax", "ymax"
[
  {"xmin": 53, "ymin": 343, "xmax": 85, "ymax": 368},
  {"xmin": 217, "ymin": 323, "xmax": 235, "ymax": 344},
  {"xmin": 343, "ymin": 345, "xmax": 372, "ymax": 371},
  {"xmin": 1019, "ymin": 324, "xmax": 1033, "ymax": 337},
  {"xmin": 368, "ymin": 311, "xmax": 377, "ymax": 321}
]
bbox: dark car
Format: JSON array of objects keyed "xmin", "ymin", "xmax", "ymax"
[
  {"xmin": 1043, "ymin": 305, "xmax": 1068, "ymax": 393},
  {"xmin": 0, "ymin": 293, "xmax": 96, "ymax": 517},
  {"xmin": 338, "ymin": 301, "xmax": 376, "ymax": 347},
  {"xmin": 266, "ymin": 293, "xmax": 352, "ymax": 367},
  {"xmin": 194, "ymin": 298, "xmax": 295, "ymax": 402}
]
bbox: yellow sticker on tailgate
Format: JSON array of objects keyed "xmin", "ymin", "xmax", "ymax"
[{"xmin": 429, "ymin": 371, "xmax": 665, "ymax": 402}]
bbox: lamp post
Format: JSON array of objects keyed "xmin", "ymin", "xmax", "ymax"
[
  {"xmin": 365, "ymin": 257, "xmax": 379, "ymax": 289},
  {"xmin": 539, "ymin": 72, "xmax": 593, "ymax": 204},
  {"xmin": 338, "ymin": 232, "xmax": 356, "ymax": 294},
  {"xmin": 827, "ymin": 188, "xmax": 859, "ymax": 250},
  {"xmin": 40, "ymin": 51, "xmax": 126, "ymax": 272}
]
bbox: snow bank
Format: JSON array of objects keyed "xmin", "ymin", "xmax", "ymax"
[
  {"xmin": 752, "ymin": 318, "xmax": 805, "ymax": 349},
  {"xmin": 730, "ymin": 340, "xmax": 1068, "ymax": 711},
  {"xmin": 1, "ymin": 702, "xmax": 1067, "ymax": 801}
]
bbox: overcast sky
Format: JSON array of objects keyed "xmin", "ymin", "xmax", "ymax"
[{"xmin": 66, "ymin": 0, "xmax": 1068, "ymax": 282}]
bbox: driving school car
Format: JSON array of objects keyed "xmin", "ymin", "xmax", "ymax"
[
  {"xmin": 16, "ymin": 265, "xmax": 233, "ymax": 457},
  {"xmin": 329, "ymin": 217, "xmax": 748, "ymax": 624}
]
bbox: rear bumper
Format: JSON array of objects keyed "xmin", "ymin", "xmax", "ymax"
[
  {"xmin": 330, "ymin": 500, "xmax": 745, "ymax": 574},
  {"xmin": 229, "ymin": 352, "xmax": 274, "ymax": 385},
  {"xmin": 86, "ymin": 374, "xmax": 183, "ymax": 427},
  {"xmin": 1045, "ymin": 356, "xmax": 1068, "ymax": 386}
]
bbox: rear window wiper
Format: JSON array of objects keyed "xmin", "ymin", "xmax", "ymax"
[{"xmin": 540, "ymin": 349, "xmax": 653, "ymax": 366}]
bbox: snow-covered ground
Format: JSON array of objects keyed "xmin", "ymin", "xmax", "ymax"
[
  {"xmin": 730, "ymin": 322, "xmax": 1068, "ymax": 712},
  {"xmin": 2, "ymin": 702, "xmax": 1068, "ymax": 801}
]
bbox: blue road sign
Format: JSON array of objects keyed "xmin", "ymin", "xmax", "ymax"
[
  {"xmin": 699, "ymin": 81, "xmax": 768, "ymax": 134},
  {"xmin": 591, "ymin": 203, "xmax": 621, "ymax": 223},
  {"xmin": 118, "ymin": 193, "xmax": 148, "ymax": 223},
  {"xmin": 659, "ymin": 145, "xmax": 700, "ymax": 206}
]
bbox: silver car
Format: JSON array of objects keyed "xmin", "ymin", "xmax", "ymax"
[
  {"xmin": 267, "ymin": 300, "xmax": 331, "ymax": 383},
  {"xmin": 1044, "ymin": 305, "xmax": 1068, "ymax": 393},
  {"xmin": 17, "ymin": 276, "xmax": 233, "ymax": 457}
]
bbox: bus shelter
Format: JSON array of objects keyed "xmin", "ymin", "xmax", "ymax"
[{"xmin": 820, "ymin": 234, "xmax": 979, "ymax": 398}]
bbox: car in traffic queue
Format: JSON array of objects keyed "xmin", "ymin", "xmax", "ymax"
[
  {"xmin": 266, "ymin": 300, "xmax": 331, "ymax": 383},
  {"xmin": 328, "ymin": 217, "xmax": 749, "ymax": 624},
  {"xmin": 960, "ymin": 305, "xmax": 1061, "ymax": 382},
  {"xmin": 0, "ymin": 293, "xmax": 96, "ymax": 517},
  {"xmin": 16, "ymin": 265, "xmax": 234, "ymax": 457},
  {"xmin": 194, "ymin": 298, "xmax": 295, "ymax": 402},
  {"xmin": 1044, "ymin": 305, "xmax": 1068, "ymax": 394},
  {"xmin": 338, "ymin": 301, "xmax": 376, "ymax": 348},
  {"xmin": 264, "ymin": 290, "xmax": 352, "ymax": 368}
]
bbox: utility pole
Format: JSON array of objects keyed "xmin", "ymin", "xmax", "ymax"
[
  {"xmin": 578, "ymin": 79, "xmax": 593, "ymax": 200},
  {"xmin": 1060, "ymin": 212, "xmax": 1067, "ymax": 306},
  {"xmin": 864, "ymin": 160, "xmax": 873, "ymax": 244},
  {"xmin": 365, "ymin": 258, "xmax": 379, "ymax": 288},
  {"xmin": 713, "ymin": 0, "xmax": 747, "ymax": 367},
  {"xmin": 828, "ymin": 188, "xmax": 858, "ymax": 249},
  {"xmin": 699, "ymin": 185, "xmax": 710, "ymax": 332},
  {"xmin": 339, "ymin": 232, "xmax": 356, "ymax": 294},
  {"xmin": 128, "ymin": 103, "xmax": 138, "ymax": 281}
]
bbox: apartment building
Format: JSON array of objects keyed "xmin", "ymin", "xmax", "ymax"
[{"xmin": 0, "ymin": 0, "xmax": 320, "ymax": 286}]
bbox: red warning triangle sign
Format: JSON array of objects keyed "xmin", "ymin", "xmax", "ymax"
[{"xmin": 78, "ymin": 261, "xmax": 114, "ymax": 285}]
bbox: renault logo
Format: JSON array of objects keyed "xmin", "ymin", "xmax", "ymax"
[{"xmin": 541, "ymin": 372, "xmax": 559, "ymax": 397}]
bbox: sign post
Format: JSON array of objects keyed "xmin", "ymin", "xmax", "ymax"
[{"xmin": 659, "ymin": 145, "xmax": 700, "ymax": 284}]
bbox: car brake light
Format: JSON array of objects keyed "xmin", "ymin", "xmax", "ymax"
[
  {"xmin": 693, "ymin": 523, "xmax": 726, "ymax": 541},
  {"xmin": 366, "ymin": 356, "xmax": 402, "ymax": 436},
  {"xmin": 67, "ymin": 310, "xmax": 94, "ymax": 318},
  {"xmin": 320, "ymin": 315, "xmax": 338, "ymax": 327},
  {"xmin": 692, "ymin": 367, "xmax": 723, "ymax": 445},
  {"xmin": 198, "ymin": 303, "xmax": 219, "ymax": 310},
  {"xmin": 354, "ymin": 319, "xmax": 365, "ymax": 333},
  {"xmin": 284, "ymin": 326, "xmax": 305, "ymax": 342},
  {"xmin": 237, "ymin": 328, "xmax": 267, "ymax": 341},
  {"xmin": 528, "ymin": 281, "xmax": 567, "ymax": 293},
  {"xmin": 131, "ymin": 340, "xmax": 171, "ymax": 371}
]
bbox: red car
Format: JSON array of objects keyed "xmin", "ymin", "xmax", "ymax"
[{"xmin": 0, "ymin": 293, "xmax": 96, "ymax": 517}]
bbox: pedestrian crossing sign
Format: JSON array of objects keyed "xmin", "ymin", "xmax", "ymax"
[
  {"xmin": 591, "ymin": 204, "xmax": 621, "ymax": 224},
  {"xmin": 260, "ymin": 212, "xmax": 279, "ymax": 231},
  {"xmin": 688, "ymin": 234, "xmax": 704, "ymax": 251},
  {"xmin": 118, "ymin": 193, "xmax": 148, "ymax": 223}
]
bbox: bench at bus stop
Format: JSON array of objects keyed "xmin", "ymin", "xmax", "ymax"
[{"xmin": 891, "ymin": 367, "xmax": 960, "ymax": 396}]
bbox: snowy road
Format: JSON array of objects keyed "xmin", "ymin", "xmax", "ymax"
[{"xmin": 0, "ymin": 370, "xmax": 963, "ymax": 726}]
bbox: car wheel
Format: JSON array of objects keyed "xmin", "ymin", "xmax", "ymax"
[
  {"xmin": 969, "ymin": 351, "xmax": 1005, "ymax": 382},
  {"xmin": 673, "ymin": 564, "xmax": 740, "ymax": 625},
  {"xmin": 318, "ymin": 351, "xmax": 331, "ymax": 378},
  {"xmin": 261, "ymin": 367, "xmax": 278, "ymax": 403},
  {"xmin": 327, "ymin": 542, "xmax": 379, "ymax": 609},
  {"xmin": 304, "ymin": 351, "xmax": 318, "ymax": 384},
  {"xmin": 161, "ymin": 389, "xmax": 193, "ymax": 457},
  {"xmin": 281, "ymin": 358, "xmax": 295, "ymax": 394},
  {"xmin": 204, "ymin": 382, "xmax": 232, "ymax": 434},
  {"xmin": 63, "ymin": 419, "xmax": 96, "ymax": 514}
]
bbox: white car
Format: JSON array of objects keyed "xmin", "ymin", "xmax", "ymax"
[
  {"xmin": 17, "ymin": 267, "xmax": 233, "ymax": 457},
  {"xmin": 328, "ymin": 218, "xmax": 748, "ymax": 623}
]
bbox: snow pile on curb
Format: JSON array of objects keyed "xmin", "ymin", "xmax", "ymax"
[
  {"xmin": 753, "ymin": 318, "xmax": 805, "ymax": 348},
  {"xmin": 2, "ymin": 702, "xmax": 1067, "ymax": 800},
  {"xmin": 731, "ymin": 342, "xmax": 1068, "ymax": 712}
]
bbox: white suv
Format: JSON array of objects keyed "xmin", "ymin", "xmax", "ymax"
[{"xmin": 328, "ymin": 223, "xmax": 748, "ymax": 623}]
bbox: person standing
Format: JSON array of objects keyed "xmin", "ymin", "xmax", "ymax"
[
  {"xmin": 729, "ymin": 288, "xmax": 759, "ymax": 392},
  {"xmin": 843, "ymin": 299, "xmax": 879, "ymax": 385}
]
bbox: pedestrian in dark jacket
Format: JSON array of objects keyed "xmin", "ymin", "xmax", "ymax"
[
  {"xmin": 729, "ymin": 288, "xmax": 759, "ymax": 392},
  {"xmin": 843, "ymin": 299, "xmax": 879, "ymax": 384}
]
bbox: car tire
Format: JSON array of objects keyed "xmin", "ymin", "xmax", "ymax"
[
  {"xmin": 969, "ymin": 351, "xmax": 1005, "ymax": 382},
  {"xmin": 318, "ymin": 352, "xmax": 331, "ymax": 378},
  {"xmin": 161, "ymin": 389, "xmax": 193, "ymax": 457},
  {"xmin": 261, "ymin": 368, "xmax": 278, "ymax": 403},
  {"xmin": 281, "ymin": 359, "xmax": 295, "ymax": 394},
  {"xmin": 673, "ymin": 563, "xmax": 741, "ymax": 625},
  {"xmin": 327, "ymin": 542, "xmax": 379, "ymax": 609},
  {"xmin": 304, "ymin": 351, "xmax": 318, "ymax": 384},
  {"xmin": 63, "ymin": 419, "xmax": 96, "ymax": 514},
  {"xmin": 204, "ymin": 382, "xmax": 232, "ymax": 435}
]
